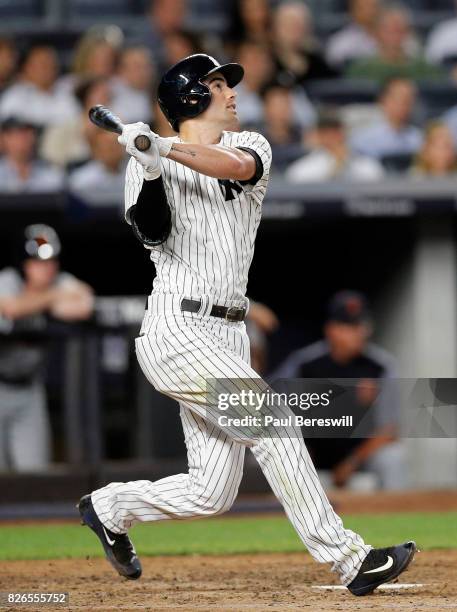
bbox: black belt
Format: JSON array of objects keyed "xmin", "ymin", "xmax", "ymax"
[{"xmin": 180, "ymin": 298, "xmax": 247, "ymax": 322}]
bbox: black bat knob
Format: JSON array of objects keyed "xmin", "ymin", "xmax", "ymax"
[
  {"xmin": 88, "ymin": 104, "xmax": 123, "ymax": 135},
  {"xmin": 134, "ymin": 134, "xmax": 151, "ymax": 152}
]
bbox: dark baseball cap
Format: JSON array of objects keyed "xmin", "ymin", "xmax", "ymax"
[
  {"xmin": 326, "ymin": 290, "xmax": 371, "ymax": 324},
  {"xmin": 316, "ymin": 108, "xmax": 343, "ymax": 130},
  {"xmin": 1, "ymin": 116, "xmax": 37, "ymax": 131}
]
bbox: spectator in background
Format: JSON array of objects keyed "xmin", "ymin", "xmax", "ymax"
[
  {"xmin": 425, "ymin": 0, "xmax": 457, "ymax": 66},
  {"xmin": 442, "ymin": 101, "xmax": 457, "ymax": 146},
  {"xmin": 410, "ymin": 121, "xmax": 457, "ymax": 177},
  {"xmin": 272, "ymin": 2, "xmax": 338, "ymax": 86},
  {"xmin": 73, "ymin": 29, "xmax": 121, "ymax": 78},
  {"xmin": 233, "ymin": 41, "xmax": 274, "ymax": 128},
  {"xmin": 234, "ymin": 41, "xmax": 316, "ymax": 133},
  {"xmin": 57, "ymin": 27, "xmax": 122, "ymax": 96},
  {"xmin": 0, "ymin": 46, "xmax": 79, "ymax": 127},
  {"xmin": 0, "ymin": 37, "xmax": 18, "ymax": 94},
  {"xmin": 41, "ymin": 77, "xmax": 112, "ymax": 169},
  {"xmin": 248, "ymin": 300, "xmax": 279, "ymax": 336},
  {"xmin": 245, "ymin": 300, "xmax": 279, "ymax": 375},
  {"xmin": 286, "ymin": 111, "xmax": 383, "ymax": 182},
  {"xmin": 161, "ymin": 30, "xmax": 202, "ymax": 72},
  {"xmin": 245, "ymin": 318, "xmax": 268, "ymax": 375},
  {"xmin": 226, "ymin": 0, "xmax": 272, "ymax": 48},
  {"xmin": 246, "ymin": 299, "xmax": 279, "ymax": 373},
  {"xmin": 326, "ymin": 0, "xmax": 380, "ymax": 69},
  {"xmin": 347, "ymin": 5, "xmax": 444, "ymax": 83},
  {"xmin": 144, "ymin": 0, "xmax": 188, "ymax": 68},
  {"xmin": 0, "ymin": 225, "xmax": 94, "ymax": 472},
  {"xmin": 69, "ymin": 131, "xmax": 126, "ymax": 198},
  {"xmin": 271, "ymin": 291, "xmax": 406, "ymax": 490},
  {"xmin": 0, "ymin": 117, "xmax": 63, "ymax": 193},
  {"xmin": 350, "ymin": 78, "xmax": 422, "ymax": 160},
  {"xmin": 111, "ymin": 46, "xmax": 155, "ymax": 124},
  {"xmin": 261, "ymin": 84, "xmax": 307, "ymax": 172}
]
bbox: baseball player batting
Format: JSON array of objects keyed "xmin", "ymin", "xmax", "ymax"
[{"xmin": 78, "ymin": 54, "xmax": 416, "ymax": 596}]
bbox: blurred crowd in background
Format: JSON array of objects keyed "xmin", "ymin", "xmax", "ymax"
[
  {"xmin": 1, "ymin": 0, "xmax": 456, "ymax": 489},
  {"xmin": 2, "ymin": 0, "xmax": 457, "ymax": 203}
]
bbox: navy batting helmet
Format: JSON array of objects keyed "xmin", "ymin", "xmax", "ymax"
[{"xmin": 158, "ymin": 54, "xmax": 244, "ymax": 132}]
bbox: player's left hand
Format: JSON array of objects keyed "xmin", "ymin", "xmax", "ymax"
[
  {"xmin": 118, "ymin": 123, "xmax": 161, "ymax": 180},
  {"xmin": 118, "ymin": 122, "xmax": 151, "ymax": 147},
  {"xmin": 121, "ymin": 124, "xmax": 177, "ymax": 157}
]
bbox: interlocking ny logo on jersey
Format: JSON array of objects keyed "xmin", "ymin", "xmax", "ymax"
[{"xmin": 218, "ymin": 179, "xmax": 243, "ymax": 202}]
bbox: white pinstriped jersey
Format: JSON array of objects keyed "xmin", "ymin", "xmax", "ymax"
[
  {"xmin": 125, "ymin": 130, "xmax": 272, "ymax": 304},
  {"xmin": 93, "ymin": 130, "xmax": 372, "ymax": 584}
]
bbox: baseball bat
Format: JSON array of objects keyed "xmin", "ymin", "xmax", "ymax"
[{"xmin": 88, "ymin": 104, "xmax": 151, "ymax": 152}]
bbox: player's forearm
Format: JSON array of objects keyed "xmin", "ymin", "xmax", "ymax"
[
  {"xmin": 0, "ymin": 290, "xmax": 56, "ymax": 320},
  {"xmin": 167, "ymin": 143, "xmax": 255, "ymax": 181}
]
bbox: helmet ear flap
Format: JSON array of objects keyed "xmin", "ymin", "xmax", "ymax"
[
  {"xmin": 182, "ymin": 93, "xmax": 202, "ymax": 107},
  {"xmin": 179, "ymin": 86, "xmax": 212, "ymax": 117}
]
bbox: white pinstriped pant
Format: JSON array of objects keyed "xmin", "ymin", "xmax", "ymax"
[{"xmin": 92, "ymin": 294, "xmax": 371, "ymax": 585}]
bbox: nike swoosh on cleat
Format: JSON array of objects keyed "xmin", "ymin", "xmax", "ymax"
[
  {"xmin": 363, "ymin": 555, "xmax": 394, "ymax": 574},
  {"xmin": 102, "ymin": 526, "xmax": 116, "ymax": 546}
]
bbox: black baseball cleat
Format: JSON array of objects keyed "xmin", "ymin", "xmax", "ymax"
[
  {"xmin": 347, "ymin": 541, "xmax": 417, "ymax": 596},
  {"xmin": 77, "ymin": 494, "xmax": 142, "ymax": 580}
]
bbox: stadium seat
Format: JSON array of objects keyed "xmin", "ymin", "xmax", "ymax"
[
  {"xmin": 334, "ymin": 0, "xmax": 455, "ymax": 7},
  {"xmin": 421, "ymin": 0, "xmax": 455, "ymax": 8},
  {"xmin": 307, "ymin": 0, "xmax": 347, "ymax": 16},
  {"xmin": 380, "ymin": 153, "xmax": 414, "ymax": 174},
  {"xmin": 440, "ymin": 55, "xmax": 457, "ymax": 69},
  {"xmin": 418, "ymin": 81, "xmax": 457, "ymax": 119},
  {"xmin": 0, "ymin": 0, "xmax": 43, "ymax": 18},
  {"xmin": 68, "ymin": 0, "xmax": 143, "ymax": 17},
  {"xmin": 271, "ymin": 144, "xmax": 308, "ymax": 173},
  {"xmin": 186, "ymin": 0, "xmax": 229, "ymax": 33},
  {"xmin": 305, "ymin": 80, "xmax": 378, "ymax": 107}
]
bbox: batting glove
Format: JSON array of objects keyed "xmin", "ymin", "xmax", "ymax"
[
  {"xmin": 149, "ymin": 131, "xmax": 179, "ymax": 158},
  {"xmin": 118, "ymin": 123, "xmax": 161, "ymax": 180},
  {"xmin": 118, "ymin": 122, "xmax": 151, "ymax": 147}
]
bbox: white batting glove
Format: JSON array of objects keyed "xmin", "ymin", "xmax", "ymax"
[
  {"xmin": 150, "ymin": 132, "xmax": 179, "ymax": 157},
  {"xmin": 118, "ymin": 122, "xmax": 161, "ymax": 180}
]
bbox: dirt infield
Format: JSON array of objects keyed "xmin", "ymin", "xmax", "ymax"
[
  {"xmin": 329, "ymin": 489, "xmax": 457, "ymax": 515},
  {"xmin": 2, "ymin": 550, "xmax": 456, "ymax": 611}
]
